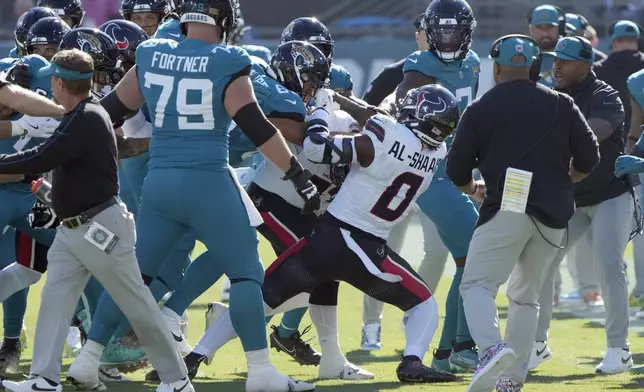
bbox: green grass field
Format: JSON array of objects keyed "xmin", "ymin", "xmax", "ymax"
[{"xmin": 3, "ymin": 234, "xmax": 644, "ymax": 391}]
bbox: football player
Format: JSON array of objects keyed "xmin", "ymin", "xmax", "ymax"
[
  {"xmin": 12, "ymin": 7, "xmax": 59, "ymax": 58},
  {"xmin": 25, "ymin": 17, "xmax": 71, "ymax": 61},
  {"xmin": 35, "ymin": 0, "xmax": 85, "ymax": 28},
  {"xmin": 182, "ymin": 84, "xmax": 462, "ymax": 383},
  {"xmin": 395, "ymin": 0, "xmax": 481, "ymax": 373},
  {"xmin": 120, "ymin": 0, "xmax": 170, "ymax": 36},
  {"xmin": 71, "ymin": 1, "xmax": 319, "ymax": 391}
]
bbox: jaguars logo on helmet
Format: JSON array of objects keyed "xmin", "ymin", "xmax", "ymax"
[{"xmin": 291, "ymin": 44, "xmax": 315, "ymax": 68}]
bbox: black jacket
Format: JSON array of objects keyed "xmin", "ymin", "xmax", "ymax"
[
  {"xmin": 557, "ymin": 72, "xmax": 629, "ymax": 207},
  {"xmin": 593, "ymin": 50, "xmax": 644, "ymax": 135},
  {"xmin": 446, "ymin": 80, "xmax": 600, "ymax": 229}
]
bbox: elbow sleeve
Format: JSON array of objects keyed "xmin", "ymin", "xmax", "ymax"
[
  {"xmin": 233, "ymin": 102, "xmax": 277, "ymax": 147},
  {"xmin": 101, "ymin": 90, "xmax": 134, "ymax": 125}
]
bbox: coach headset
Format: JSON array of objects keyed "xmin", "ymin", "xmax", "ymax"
[
  {"xmin": 527, "ymin": 5, "xmax": 567, "ymax": 37},
  {"xmin": 489, "ymin": 34, "xmax": 542, "ymax": 82},
  {"xmin": 608, "ymin": 20, "xmax": 644, "ymax": 51}
]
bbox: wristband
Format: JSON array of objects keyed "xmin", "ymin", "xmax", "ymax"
[
  {"xmin": 10, "ymin": 121, "xmax": 23, "ymax": 137},
  {"xmin": 467, "ymin": 182, "xmax": 478, "ymax": 196}
]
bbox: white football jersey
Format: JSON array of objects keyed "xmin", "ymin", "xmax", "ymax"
[{"xmin": 327, "ymin": 114, "xmax": 447, "ymax": 240}]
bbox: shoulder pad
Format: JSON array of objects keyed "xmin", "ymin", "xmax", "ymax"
[
  {"xmin": 364, "ymin": 114, "xmax": 395, "ymax": 143},
  {"xmin": 403, "ymin": 50, "xmax": 440, "ymax": 77},
  {"xmin": 628, "ymin": 69, "xmax": 644, "ymax": 92},
  {"xmin": 464, "ymin": 50, "xmax": 481, "ymax": 66},
  {"xmin": 0, "ymin": 58, "xmax": 17, "ymax": 73},
  {"xmin": 250, "ymin": 55, "xmax": 269, "ymax": 72},
  {"xmin": 242, "ymin": 45, "xmax": 272, "ymax": 63},
  {"xmin": 153, "ymin": 19, "xmax": 182, "ymax": 40},
  {"xmin": 138, "ymin": 38, "xmax": 178, "ymax": 50},
  {"xmin": 20, "ymin": 55, "xmax": 49, "ymax": 75},
  {"xmin": 329, "ymin": 64, "xmax": 353, "ymax": 92}
]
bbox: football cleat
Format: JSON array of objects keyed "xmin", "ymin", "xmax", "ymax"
[{"xmin": 269, "ymin": 325, "xmax": 321, "ymax": 366}]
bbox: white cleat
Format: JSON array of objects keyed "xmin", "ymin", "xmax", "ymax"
[
  {"xmin": 162, "ymin": 307, "xmax": 192, "ymax": 356},
  {"xmin": 528, "ymin": 341, "xmax": 552, "ymax": 370},
  {"xmin": 99, "ymin": 367, "xmax": 132, "ymax": 382},
  {"xmin": 247, "ymin": 367, "xmax": 316, "ymax": 392},
  {"xmin": 221, "ymin": 277, "xmax": 231, "ymax": 302},
  {"xmin": 319, "ymin": 362, "xmax": 374, "ymax": 380},
  {"xmin": 67, "ymin": 350, "xmax": 106, "ymax": 391},
  {"xmin": 156, "ymin": 377, "xmax": 195, "ymax": 392},
  {"xmin": 204, "ymin": 302, "xmax": 228, "ymax": 365},
  {"xmin": 3, "ymin": 376, "xmax": 62, "ymax": 392},
  {"xmin": 596, "ymin": 347, "xmax": 633, "ymax": 374},
  {"xmin": 65, "ymin": 326, "xmax": 83, "ymax": 358}
]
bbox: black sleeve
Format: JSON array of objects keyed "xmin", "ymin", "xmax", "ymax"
[
  {"xmin": 362, "ymin": 59, "xmax": 405, "ymax": 106},
  {"xmin": 569, "ymin": 99, "xmax": 600, "ymax": 174},
  {"xmin": 588, "ymin": 86, "xmax": 625, "ymax": 130},
  {"xmin": 446, "ymin": 104, "xmax": 479, "ymax": 186},
  {"xmin": 0, "ymin": 111, "xmax": 86, "ymax": 174}
]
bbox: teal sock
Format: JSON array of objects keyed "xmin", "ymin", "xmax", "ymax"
[
  {"xmin": 229, "ymin": 280, "xmax": 268, "ymax": 351},
  {"xmin": 437, "ymin": 266, "xmax": 464, "ymax": 350},
  {"xmin": 277, "ymin": 307, "xmax": 308, "ymax": 338},
  {"xmin": 2, "ymin": 287, "xmax": 28, "ymax": 338},
  {"xmin": 456, "ymin": 267, "xmax": 472, "ymax": 344}
]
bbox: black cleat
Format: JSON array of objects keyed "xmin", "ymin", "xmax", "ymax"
[
  {"xmin": 396, "ymin": 355, "xmax": 459, "ymax": 383},
  {"xmin": 269, "ymin": 325, "xmax": 321, "ymax": 366},
  {"xmin": 0, "ymin": 338, "xmax": 22, "ymax": 374},
  {"xmin": 145, "ymin": 352, "xmax": 205, "ymax": 382}
]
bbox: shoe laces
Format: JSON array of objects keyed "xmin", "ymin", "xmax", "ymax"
[{"xmin": 290, "ymin": 325, "xmax": 316, "ymax": 353}]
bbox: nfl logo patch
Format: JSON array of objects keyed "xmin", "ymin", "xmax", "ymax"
[{"xmin": 557, "ymin": 40, "xmax": 567, "ymax": 50}]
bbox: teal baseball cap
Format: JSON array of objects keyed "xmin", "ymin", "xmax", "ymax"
[
  {"xmin": 611, "ymin": 20, "xmax": 640, "ymax": 40},
  {"xmin": 529, "ymin": 5, "xmax": 560, "ymax": 26},
  {"xmin": 490, "ymin": 36, "xmax": 539, "ymax": 67},
  {"xmin": 543, "ymin": 36, "xmax": 595, "ymax": 63}
]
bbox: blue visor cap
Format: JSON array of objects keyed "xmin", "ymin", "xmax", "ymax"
[
  {"xmin": 491, "ymin": 37, "xmax": 538, "ymax": 67},
  {"xmin": 612, "ymin": 20, "xmax": 641, "ymax": 40},
  {"xmin": 37, "ymin": 62, "xmax": 93, "ymax": 80},
  {"xmin": 530, "ymin": 5, "xmax": 560, "ymax": 26},
  {"xmin": 543, "ymin": 37, "xmax": 595, "ymax": 63}
]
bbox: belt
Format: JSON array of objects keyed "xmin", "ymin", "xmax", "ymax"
[{"xmin": 61, "ymin": 198, "xmax": 119, "ymax": 229}]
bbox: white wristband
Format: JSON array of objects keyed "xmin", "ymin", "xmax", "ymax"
[{"xmin": 10, "ymin": 121, "xmax": 23, "ymax": 137}]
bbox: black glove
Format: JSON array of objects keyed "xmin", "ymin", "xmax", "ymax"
[
  {"xmin": 29, "ymin": 199, "xmax": 59, "ymax": 229},
  {"xmin": 7, "ymin": 64, "xmax": 30, "ymax": 89},
  {"xmin": 282, "ymin": 156, "xmax": 321, "ymax": 215}
]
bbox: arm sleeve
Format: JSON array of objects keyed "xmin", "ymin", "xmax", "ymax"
[
  {"xmin": 0, "ymin": 112, "xmax": 86, "ymax": 174},
  {"xmin": 446, "ymin": 105, "xmax": 479, "ymax": 186},
  {"xmin": 362, "ymin": 59, "xmax": 405, "ymax": 106},
  {"xmin": 569, "ymin": 100, "xmax": 600, "ymax": 174},
  {"xmin": 588, "ymin": 88, "xmax": 625, "ymax": 130}
]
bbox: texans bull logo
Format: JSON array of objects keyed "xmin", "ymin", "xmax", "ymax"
[
  {"xmin": 103, "ymin": 23, "xmax": 129, "ymax": 50},
  {"xmin": 414, "ymin": 90, "xmax": 447, "ymax": 120}
]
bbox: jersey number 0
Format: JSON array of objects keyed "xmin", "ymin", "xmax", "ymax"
[
  {"xmin": 144, "ymin": 72, "xmax": 215, "ymax": 130},
  {"xmin": 371, "ymin": 172, "xmax": 424, "ymax": 221}
]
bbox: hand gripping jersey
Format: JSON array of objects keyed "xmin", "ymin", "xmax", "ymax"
[
  {"xmin": 628, "ymin": 68, "xmax": 644, "ymax": 111},
  {"xmin": 327, "ymin": 114, "xmax": 447, "ymax": 239},
  {"xmin": 403, "ymin": 49, "xmax": 479, "ymax": 179},
  {"xmin": 137, "ymin": 38, "xmax": 251, "ymax": 171},
  {"xmin": 153, "ymin": 18, "xmax": 184, "ymax": 42},
  {"xmin": 121, "ymin": 109, "xmax": 152, "ymax": 138},
  {"xmin": 329, "ymin": 63, "xmax": 353, "ymax": 93},
  {"xmin": 241, "ymin": 44, "xmax": 271, "ymax": 63}
]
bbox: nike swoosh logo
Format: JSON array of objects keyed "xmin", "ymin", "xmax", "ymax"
[
  {"xmin": 535, "ymin": 347, "xmax": 547, "ymax": 357},
  {"xmin": 173, "ymin": 379, "xmax": 190, "ymax": 392},
  {"xmin": 622, "ymin": 355, "xmax": 632, "ymax": 364},
  {"xmin": 408, "ymin": 58, "xmax": 418, "ymax": 63},
  {"xmin": 28, "ymin": 123, "xmax": 39, "ymax": 130},
  {"xmin": 31, "ymin": 384, "xmax": 58, "ymax": 391},
  {"xmin": 274, "ymin": 339, "xmax": 296, "ymax": 355},
  {"xmin": 171, "ymin": 333, "xmax": 183, "ymax": 343},
  {"xmin": 285, "ymin": 99, "xmax": 297, "ymax": 104},
  {"xmin": 168, "ymin": 33, "xmax": 180, "ymax": 37}
]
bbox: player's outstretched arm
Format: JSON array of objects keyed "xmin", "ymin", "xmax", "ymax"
[
  {"xmin": 0, "ymin": 83, "xmax": 64, "ymax": 118},
  {"xmin": 395, "ymin": 71, "xmax": 435, "ymax": 108},
  {"xmin": 333, "ymin": 93, "xmax": 384, "ymax": 127},
  {"xmin": 267, "ymin": 117, "xmax": 306, "ymax": 146}
]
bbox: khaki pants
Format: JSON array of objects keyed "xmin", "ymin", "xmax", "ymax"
[{"xmin": 461, "ymin": 211, "xmax": 564, "ymax": 384}]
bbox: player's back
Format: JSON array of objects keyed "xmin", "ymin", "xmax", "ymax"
[
  {"xmin": 136, "ymin": 38, "xmax": 251, "ymax": 171},
  {"xmin": 628, "ymin": 68, "xmax": 644, "ymax": 109},
  {"xmin": 328, "ymin": 114, "xmax": 447, "ymax": 239}
]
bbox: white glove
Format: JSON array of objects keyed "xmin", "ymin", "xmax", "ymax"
[
  {"xmin": 15, "ymin": 116, "xmax": 60, "ymax": 138},
  {"xmin": 313, "ymin": 88, "xmax": 335, "ymax": 112}
]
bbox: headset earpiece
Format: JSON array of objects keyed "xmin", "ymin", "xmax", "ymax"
[
  {"xmin": 553, "ymin": 6, "xmax": 567, "ymax": 37},
  {"xmin": 575, "ymin": 36, "xmax": 594, "ymax": 61},
  {"xmin": 489, "ymin": 34, "xmax": 542, "ymax": 82}
]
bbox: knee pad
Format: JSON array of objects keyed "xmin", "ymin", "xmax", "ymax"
[
  {"xmin": 309, "ymin": 281, "xmax": 339, "ymax": 306},
  {"xmin": 229, "ymin": 262, "xmax": 265, "ymax": 286}
]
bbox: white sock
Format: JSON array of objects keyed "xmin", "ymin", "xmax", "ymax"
[
  {"xmin": 0, "ymin": 262, "xmax": 42, "ymax": 303},
  {"xmin": 193, "ymin": 308, "xmax": 237, "ymax": 357},
  {"xmin": 83, "ymin": 340, "xmax": 105, "ymax": 360},
  {"xmin": 245, "ymin": 348, "xmax": 274, "ymax": 372},
  {"xmin": 310, "ymin": 304, "xmax": 346, "ymax": 371},
  {"xmin": 404, "ymin": 298, "xmax": 439, "ymax": 360}
]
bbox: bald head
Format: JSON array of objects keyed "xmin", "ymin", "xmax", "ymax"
[{"xmin": 494, "ymin": 54, "xmax": 532, "ymax": 84}]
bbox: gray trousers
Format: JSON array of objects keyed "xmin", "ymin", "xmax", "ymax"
[
  {"xmin": 536, "ymin": 193, "xmax": 633, "ymax": 348},
  {"xmin": 631, "ymin": 181, "xmax": 644, "ymax": 298},
  {"xmin": 566, "ymin": 231, "xmax": 600, "ymax": 297},
  {"xmin": 30, "ymin": 203, "xmax": 187, "ymax": 383},
  {"xmin": 461, "ymin": 211, "xmax": 564, "ymax": 384},
  {"xmin": 362, "ymin": 210, "xmax": 449, "ymax": 325}
]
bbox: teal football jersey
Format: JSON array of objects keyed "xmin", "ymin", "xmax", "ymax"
[
  {"xmin": 329, "ymin": 63, "xmax": 353, "ymax": 93},
  {"xmin": 0, "ymin": 57, "xmax": 17, "ymax": 73},
  {"xmin": 154, "ymin": 19, "xmax": 184, "ymax": 42},
  {"xmin": 8, "ymin": 48, "xmax": 19, "ymax": 59},
  {"xmin": 137, "ymin": 38, "xmax": 251, "ymax": 171},
  {"xmin": 403, "ymin": 49, "xmax": 480, "ymax": 178},
  {"xmin": 628, "ymin": 68, "xmax": 644, "ymax": 111},
  {"xmin": 241, "ymin": 44, "xmax": 271, "ymax": 63},
  {"xmin": 229, "ymin": 59, "xmax": 306, "ymax": 165}
]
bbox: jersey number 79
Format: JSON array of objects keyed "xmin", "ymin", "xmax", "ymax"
[{"xmin": 144, "ymin": 72, "xmax": 215, "ymax": 130}]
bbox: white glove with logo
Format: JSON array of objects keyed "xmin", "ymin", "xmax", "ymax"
[
  {"xmin": 13, "ymin": 115, "xmax": 60, "ymax": 138},
  {"xmin": 313, "ymin": 88, "xmax": 336, "ymax": 112}
]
